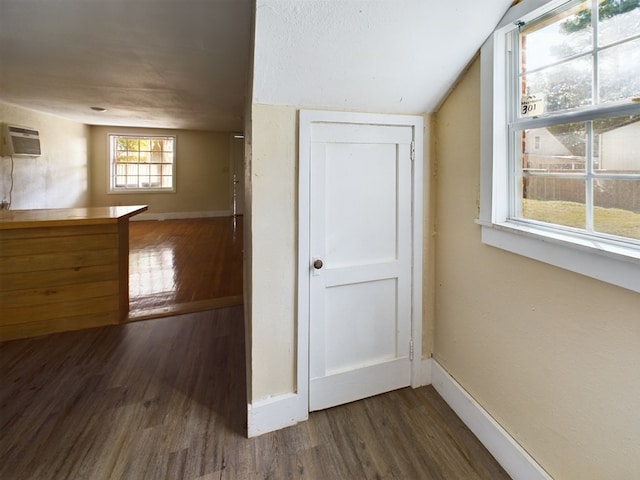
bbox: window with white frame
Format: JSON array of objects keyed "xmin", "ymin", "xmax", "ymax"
[
  {"xmin": 109, "ymin": 135, "xmax": 175, "ymax": 192},
  {"xmin": 480, "ymin": 0, "xmax": 640, "ymax": 292}
]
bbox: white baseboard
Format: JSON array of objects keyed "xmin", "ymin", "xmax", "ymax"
[
  {"xmin": 246, "ymin": 359, "xmax": 551, "ymax": 479},
  {"xmin": 132, "ymin": 210, "xmax": 233, "ymax": 221},
  {"xmin": 412, "ymin": 357, "xmax": 433, "ymax": 387},
  {"xmin": 431, "ymin": 360, "xmax": 552, "ymax": 480},
  {"xmin": 247, "ymin": 393, "xmax": 308, "ymax": 438}
]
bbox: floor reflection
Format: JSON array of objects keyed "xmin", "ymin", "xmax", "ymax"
[
  {"xmin": 128, "ymin": 217, "xmax": 244, "ymax": 319},
  {"xmin": 129, "ymin": 247, "xmax": 177, "ymax": 299}
]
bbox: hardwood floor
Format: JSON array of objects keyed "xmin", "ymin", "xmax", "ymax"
[
  {"xmin": 0, "ymin": 306, "xmax": 511, "ymax": 480},
  {"xmin": 128, "ymin": 217, "xmax": 243, "ymax": 321}
]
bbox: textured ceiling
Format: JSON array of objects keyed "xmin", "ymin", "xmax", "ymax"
[
  {"xmin": 253, "ymin": 0, "xmax": 513, "ymax": 114},
  {"xmin": 0, "ymin": 0, "xmax": 253, "ymax": 131},
  {"xmin": 1, "ymin": 0, "xmax": 513, "ymax": 132}
]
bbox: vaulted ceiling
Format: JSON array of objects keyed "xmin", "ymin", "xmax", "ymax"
[{"xmin": 0, "ymin": 0, "xmax": 513, "ymax": 132}]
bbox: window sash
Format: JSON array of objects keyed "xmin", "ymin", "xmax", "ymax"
[
  {"xmin": 506, "ymin": 6, "xmax": 640, "ymax": 244},
  {"xmin": 514, "ymin": 0, "xmax": 640, "ymax": 118},
  {"xmin": 478, "ymin": 0, "xmax": 640, "ymax": 293},
  {"xmin": 109, "ymin": 135, "xmax": 176, "ymax": 192}
]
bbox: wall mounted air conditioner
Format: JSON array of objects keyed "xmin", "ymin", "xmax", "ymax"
[{"xmin": 2, "ymin": 124, "xmax": 42, "ymax": 156}]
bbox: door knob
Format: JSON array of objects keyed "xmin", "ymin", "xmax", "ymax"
[{"xmin": 313, "ymin": 259, "xmax": 323, "ymax": 270}]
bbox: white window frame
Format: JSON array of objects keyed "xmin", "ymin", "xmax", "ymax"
[
  {"xmin": 109, "ymin": 134, "xmax": 177, "ymax": 194},
  {"xmin": 479, "ymin": 0, "xmax": 640, "ymax": 293}
]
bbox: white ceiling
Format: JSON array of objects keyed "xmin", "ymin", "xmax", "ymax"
[
  {"xmin": 0, "ymin": 0, "xmax": 513, "ymax": 132},
  {"xmin": 0, "ymin": 0, "xmax": 253, "ymax": 131},
  {"xmin": 253, "ymin": 0, "xmax": 513, "ymax": 114}
]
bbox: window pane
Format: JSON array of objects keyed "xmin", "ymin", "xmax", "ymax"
[
  {"xmin": 116, "ymin": 137, "xmax": 130, "ymax": 151},
  {"xmin": 594, "ymin": 179, "xmax": 640, "ymax": 240},
  {"xmin": 522, "ymin": 122, "xmax": 587, "ymax": 173},
  {"xmin": 599, "ymin": 38, "xmax": 640, "ymax": 104},
  {"xmin": 127, "ymin": 151, "xmax": 139, "ymax": 163},
  {"xmin": 151, "ymin": 147, "xmax": 162, "ymax": 163},
  {"xmin": 163, "ymin": 139, "xmax": 174, "ymax": 152},
  {"xmin": 162, "ymin": 164, "xmax": 172, "ymax": 176},
  {"xmin": 126, "ymin": 164, "xmax": 138, "ymax": 176},
  {"xmin": 162, "ymin": 177, "xmax": 173, "ymax": 188},
  {"xmin": 162, "ymin": 152, "xmax": 173, "ymax": 164},
  {"xmin": 521, "ymin": 56, "xmax": 592, "ymax": 115},
  {"xmin": 595, "ymin": 115, "xmax": 640, "ymax": 173},
  {"xmin": 522, "ymin": 178, "xmax": 586, "ymax": 229},
  {"xmin": 126, "ymin": 138, "xmax": 139, "ymax": 151},
  {"xmin": 139, "ymin": 139, "xmax": 150, "ymax": 151},
  {"xmin": 598, "ymin": 0, "xmax": 640, "ymax": 46},
  {"xmin": 521, "ymin": 1, "xmax": 592, "ymax": 72}
]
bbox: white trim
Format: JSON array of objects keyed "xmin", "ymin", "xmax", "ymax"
[
  {"xmin": 480, "ymin": 222, "xmax": 640, "ymax": 292},
  {"xmin": 246, "ymin": 357, "xmax": 555, "ymax": 478},
  {"xmin": 131, "ymin": 210, "xmax": 233, "ymax": 221},
  {"xmin": 108, "ymin": 133, "xmax": 177, "ymax": 194},
  {"xmin": 431, "ymin": 360, "xmax": 553, "ymax": 480},
  {"xmin": 413, "ymin": 357, "xmax": 433, "ymax": 387},
  {"xmin": 247, "ymin": 393, "xmax": 307, "ymax": 438},
  {"xmin": 479, "ymin": 0, "xmax": 640, "ymax": 293},
  {"xmin": 310, "ymin": 359, "xmax": 411, "ymax": 411},
  {"xmin": 298, "ymin": 109, "xmax": 424, "ymax": 417}
]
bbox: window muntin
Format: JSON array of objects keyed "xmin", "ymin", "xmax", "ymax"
[
  {"xmin": 509, "ymin": 0, "xmax": 640, "ymax": 245},
  {"xmin": 518, "ymin": 0, "xmax": 640, "ymax": 116},
  {"xmin": 110, "ymin": 135, "xmax": 175, "ymax": 192}
]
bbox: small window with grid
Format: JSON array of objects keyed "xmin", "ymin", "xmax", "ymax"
[{"xmin": 109, "ymin": 135, "xmax": 175, "ymax": 192}]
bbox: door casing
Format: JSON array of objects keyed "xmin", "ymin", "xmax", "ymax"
[{"xmin": 297, "ymin": 109, "xmax": 424, "ymax": 416}]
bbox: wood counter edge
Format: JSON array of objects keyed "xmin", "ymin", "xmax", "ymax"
[{"xmin": 0, "ymin": 205, "xmax": 148, "ymax": 230}]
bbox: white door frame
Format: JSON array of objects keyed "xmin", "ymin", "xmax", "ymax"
[
  {"xmin": 297, "ymin": 109, "xmax": 423, "ymax": 417},
  {"xmin": 230, "ymin": 133, "xmax": 244, "ymax": 216}
]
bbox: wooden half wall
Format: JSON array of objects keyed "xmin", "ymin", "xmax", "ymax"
[{"xmin": 0, "ymin": 206, "xmax": 146, "ymax": 341}]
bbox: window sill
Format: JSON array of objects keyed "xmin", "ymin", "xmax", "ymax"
[
  {"xmin": 108, "ymin": 189, "xmax": 176, "ymax": 194},
  {"xmin": 476, "ymin": 220, "xmax": 640, "ymax": 293}
]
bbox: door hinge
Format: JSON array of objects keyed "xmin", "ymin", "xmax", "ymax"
[
  {"xmin": 409, "ymin": 338, "xmax": 414, "ymax": 361},
  {"xmin": 410, "ymin": 141, "xmax": 415, "ymax": 161}
]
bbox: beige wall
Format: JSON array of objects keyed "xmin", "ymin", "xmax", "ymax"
[
  {"xmin": 434, "ymin": 57, "xmax": 640, "ymax": 480},
  {"xmin": 0, "ymin": 102, "xmax": 90, "ymax": 209},
  {"xmin": 248, "ymin": 104, "xmax": 298, "ymax": 400},
  {"xmin": 422, "ymin": 114, "xmax": 436, "ymax": 357},
  {"xmin": 89, "ymin": 126, "xmax": 233, "ymax": 216},
  {"xmin": 243, "ymin": 101, "xmax": 255, "ymax": 403}
]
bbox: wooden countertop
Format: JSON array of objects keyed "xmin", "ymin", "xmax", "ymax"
[{"xmin": 0, "ymin": 205, "xmax": 148, "ymax": 230}]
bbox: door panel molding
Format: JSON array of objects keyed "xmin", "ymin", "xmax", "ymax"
[
  {"xmin": 310, "ymin": 358, "xmax": 412, "ymax": 411},
  {"xmin": 298, "ymin": 110, "xmax": 424, "ymax": 415}
]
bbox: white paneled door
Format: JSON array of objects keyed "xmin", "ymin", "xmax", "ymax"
[{"xmin": 308, "ymin": 120, "xmax": 415, "ymax": 411}]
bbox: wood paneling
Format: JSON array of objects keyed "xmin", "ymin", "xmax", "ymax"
[
  {"xmin": 0, "ymin": 223, "xmax": 122, "ymax": 340},
  {"xmin": 0, "ymin": 249, "xmax": 119, "ymax": 275},
  {"xmin": 0, "ymin": 307, "xmax": 510, "ymax": 480},
  {"xmin": 0, "ymin": 231, "xmax": 118, "ymax": 256},
  {"xmin": 0, "ymin": 280, "xmax": 119, "ymax": 310},
  {"xmin": 0, "ymin": 208, "xmax": 145, "ymax": 341},
  {"xmin": 0, "ymin": 264, "xmax": 119, "ymax": 291},
  {"xmin": 0, "ymin": 214, "xmax": 240, "ymax": 340}
]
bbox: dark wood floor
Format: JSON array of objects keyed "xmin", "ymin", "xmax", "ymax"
[
  {"xmin": 0, "ymin": 306, "xmax": 510, "ymax": 480},
  {"xmin": 128, "ymin": 217, "xmax": 243, "ymax": 321}
]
